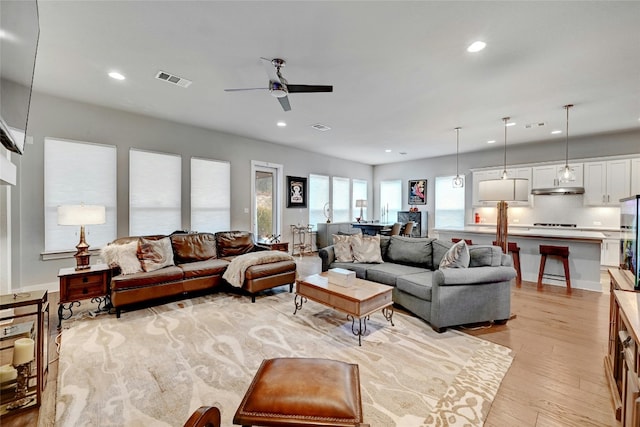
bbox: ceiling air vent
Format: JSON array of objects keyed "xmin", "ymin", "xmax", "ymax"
[
  {"xmin": 525, "ymin": 122, "xmax": 546, "ymax": 129},
  {"xmin": 310, "ymin": 123, "xmax": 331, "ymax": 132},
  {"xmin": 155, "ymin": 71, "xmax": 192, "ymax": 88}
]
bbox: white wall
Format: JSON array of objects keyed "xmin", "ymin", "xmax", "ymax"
[{"xmin": 12, "ymin": 89, "xmax": 373, "ymax": 289}]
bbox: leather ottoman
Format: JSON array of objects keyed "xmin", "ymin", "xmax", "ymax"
[{"xmin": 233, "ymin": 358, "xmax": 366, "ymax": 427}]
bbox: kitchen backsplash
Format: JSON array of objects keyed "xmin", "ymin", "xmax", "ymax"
[{"xmin": 473, "ymin": 194, "xmax": 620, "ymax": 229}]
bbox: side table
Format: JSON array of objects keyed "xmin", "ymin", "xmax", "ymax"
[
  {"xmin": 258, "ymin": 242, "xmax": 289, "ymax": 253},
  {"xmin": 57, "ymin": 264, "xmax": 111, "ymax": 328}
]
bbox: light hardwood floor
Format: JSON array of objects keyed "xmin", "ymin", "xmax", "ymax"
[{"xmin": 3, "ymin": 259, "xmax": 619, "ymax": 426}]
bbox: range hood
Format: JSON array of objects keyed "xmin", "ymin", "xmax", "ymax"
[{"xmin": 531, "ymin": 186, "xmax": 585, "ymax": 195}]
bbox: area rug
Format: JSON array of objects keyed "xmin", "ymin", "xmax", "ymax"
[{"xmin": 52, "ymin": 290, "xmax": 512, "ymax": 426}]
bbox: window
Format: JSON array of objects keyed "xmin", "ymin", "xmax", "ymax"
[
  {"xmin": 191, "ymin": 158, "xmax": 230, "ymax": 233},
  {"xmin": 435, "ymin": 175, "xmax": 465, "ymax": 228},
  {"xmin": 380, "ymin": 180, "xmax": 402, "ymax": 223},
  {"xmin": 332, "ymin": 177, "xmax": 350, "ymax": 223},
  {"xmin": 44, "ymin": 138, "xmax": 117, "ymax": 251},
  {"xmin": 130, "ymin": 149, "xmax": 181, "ymax": 236},
  {"xmin": 352, "ymin": 179, "xmax": 368, "ymax": 221},
  {"xmin": 309, "ymin": 174, "xmax": 329, "ymax": 227}
]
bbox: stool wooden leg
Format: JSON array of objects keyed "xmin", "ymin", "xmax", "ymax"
[
  {"xmin": 562, "ymin": 256, "xmax": 571, "ymax": 293},
  {"xmin": 512, "ymin": 252, "xmax": 522, "ymax": 287},
  {"xmin": 537, "ymin": 254, "xmax": 547, "ymax": 290}
]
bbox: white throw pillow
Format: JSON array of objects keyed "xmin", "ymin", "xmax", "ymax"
[
  {"xmin": 439, "ymin": 240, "xmax": 470, "ymax": 269},
  {"xmin": 101, "ymin": 240, "xmax": 143, "ymax": 275},
  {"xmin": 137, "ymin": 237, "xmax": 175, "ymax": 272},
  {"xmin": 351, "ymin": 234, "xmax": 383, "ymax": 263},
  {"xmin": 332, "ymin": 234, "xmax": 354, "ymax": 263}
]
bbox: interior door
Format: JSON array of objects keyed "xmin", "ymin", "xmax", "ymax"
[{"xmin": 252, "ymin": 162, "xmax": 283, "ymax": 242}]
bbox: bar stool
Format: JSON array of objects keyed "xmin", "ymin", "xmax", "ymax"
[
  {"xmin": 451, "ymin": 238, "xmax": 473, "ymax": 245},
  {"xmin": 537, "ymin": 245, "xmax": 571, "ymax": 292},
  {"xmin": 494, "ymin": 241, "xmax": 522, "ymax": 286}
]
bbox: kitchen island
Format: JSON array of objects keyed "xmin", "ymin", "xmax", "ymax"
[{"xmin": 434, "ymin": 225, "xmax": 607, "ymax": 292}]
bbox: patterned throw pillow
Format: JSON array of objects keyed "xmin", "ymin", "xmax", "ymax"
[
  {"xmin": 137, "ymin": 237, "xmax": 175, "ymax": 272},
  {"xmin": 332, "ymin": 234, "xmax": 354, "ymax": 263},
  {"xmin": 439, "ymin": 240, "xmax": 470, "ymax": 269},
  {"xmin": 101, "ymin": 240, "xmax": 143, "ymax": 275},
  {"xmin": 351, "ymin": 234, "xmax": 383, "ymax": 263}
]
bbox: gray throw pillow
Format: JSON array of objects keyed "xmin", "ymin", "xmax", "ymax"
[
  {"xmin": 386, "ymin": 236, "xmax": 434, "ymax": 268},
  {"xmin": 468, "ymin": 245, "xmax": 503, "ymax": 267}
]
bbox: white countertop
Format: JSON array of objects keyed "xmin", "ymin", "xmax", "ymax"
[{"xmin": 435, "ymin": 226, "xmax": 607, "ymax": 242}]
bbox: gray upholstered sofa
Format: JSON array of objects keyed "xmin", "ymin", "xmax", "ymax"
[{"xmin": 318, "ymin": 236, "xmax": 516, "ymax": 332}]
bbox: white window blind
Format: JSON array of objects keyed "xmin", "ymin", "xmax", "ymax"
[
  {"xmin": 352, "ymin": 179, "xmax": 368, "ymax": 221},
  {"xmin": 130, "ymin": 149, "xmax": 181, "ymax": 236},
  {"xmin": 191, "ymin": 157, "xmax": 230, "ymax": 233},
  {"xmin": 44, "ymin": 138, "xmax": 117, "ymax": 251},
  {"xmin": 332, "ymin": 176, "xmax": 350, "ymax": 223},
  {"xmin": 309, "ymin": 174, "xmax": 329, "ymax": 227},
  {"xmin": 435, "ymin": 175, "xmax": 465, "ymax": 228},
  {"xmin": 380, "ymin": 179, "xmax": 402, "ymax": 223}
]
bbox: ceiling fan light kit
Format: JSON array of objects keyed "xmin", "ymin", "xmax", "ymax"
[{"xmin": 224, "ymin": 58, "xmax": 333, "ymax": 111}]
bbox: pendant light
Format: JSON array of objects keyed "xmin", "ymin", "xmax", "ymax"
[
  {"xmin": 500, "ymin": 117, "xmax": 510, "ymax": 179},
  {"xmin": 558, "ymin": 104, "xmax": 575, "ymax": 183},
  {"xmin": 452, "ymin": 127, "xmax": 464, "ymax": 188}
]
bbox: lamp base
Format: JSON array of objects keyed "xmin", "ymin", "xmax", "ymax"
[{"xmin": 74, "ymin": 225, "xmax": 92, "ymax": 270}]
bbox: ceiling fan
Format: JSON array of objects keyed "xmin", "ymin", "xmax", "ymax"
[{"xmin": 224, "ymin": 58, "xmax": 333, "ymax": 111}]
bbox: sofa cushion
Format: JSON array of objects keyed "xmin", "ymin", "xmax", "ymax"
[
  {"xmin": 110, "ymin": 265, "xmax": 184, "ymax": 290},
  {"xmin": 439, "ymin": 240, "xmax": 470, "ymax": 269},
  {"xmin": 171, "ymin": 233, "xmax": 217, "ymax": 264},
  {"xmin": 101, "ymin": 240, "xmax": 142, "ymax": 275},
  {"xmin": 216, "ymin": 231, "xmax": 255, "ymax": 257},
  {"xmin": 332, "ymin": 234, "xmax": 354, "ymax": 263},
  {"xmin": 432, "ymin": 239, "xmax": 453, "ymax": 269},
  {"xmin": 246, "ymin": 260, "xmax": 297, "ymax": 279},
  {"xmin": 329, "ymin": 262, "xmax": 375, "ymax": 279},
  {"xmin": 379, "ymin": 236, "xmax": 391, "ymax": 259},
  {"xmin": 138, "ymin": 237, "xmax": 175, "ymax": 272},
  {"xmin": 468, "ymin": 245, "xmax": 503, "ymax": 267},
  {"xmin": 365, "ymin": 263, "xmax": 429, "ymax": 286},
  {"xmin": 396, "ymin": 272, "xmax": 434, "ymax": 301},
  {"xmin": 386, "ymin": 236, "xmax": 434, "ymax": 269},
  {"xmin": 351, "ymin": 234, "xmax": 383, "ymax": 263},
  {"xmin": 179, "ymin": 259, "xmax": 229, "ymax": 279}
]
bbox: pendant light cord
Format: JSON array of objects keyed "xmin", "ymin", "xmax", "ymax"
[
  {"xmin": 502, "ymin": 117, "xmax": 510, "ymax": 177},
  {"xmin": 564, "ymin": 104, "xmax": 573, "ymax": 168},
  {"xmin": 455, "ymin": 127, "xmax": 460, "ymax": 176}
]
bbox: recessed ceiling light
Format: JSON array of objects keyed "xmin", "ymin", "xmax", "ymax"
[
  {"xmin": 385, "ymin": 149, "xmax": 392, "ymax": 153},
  {"xmin": 277, "ymin": 121, "xmax": 286, "ymax": 127},
  {"xmin": 108, "ymin": 71, "xmax": 125, "ymax": 80},
  {"xmin": 467, "ymin": 41, "xmax": 486, "ymax": 53},
  {"xmin": 487, "ymin": 140, "xmax": 496, "ymax": 144},
  {"xmin": 551, "ymin": 130, "xmax": 562, "ymax": 134}
]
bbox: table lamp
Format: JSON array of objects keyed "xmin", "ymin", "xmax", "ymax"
[
  {"xmin": 478, "ymin": 178, "xmax": 528, "ymax": 253},
  {"xmin": 58, "ymin": 204, "xmax": 106, "ymax": 270},
  {"xmin": 355, "ymin": 199, "xmax": 367, "ymax": 222}
]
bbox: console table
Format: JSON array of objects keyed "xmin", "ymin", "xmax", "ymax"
[{"xmin": 605, "ymin": 268, "xmax": 639, "ymax": 425}]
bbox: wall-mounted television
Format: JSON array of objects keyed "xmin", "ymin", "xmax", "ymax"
[
  {"xmin": 0, "ymin": 0, "xmax": 40, "ymax": 155},
  {"xmin": 621, "ymin": 195, "xmax": 640, "ymax": 290}
]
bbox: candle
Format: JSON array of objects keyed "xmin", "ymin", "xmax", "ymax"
[
  {"xmin": 13, "ymin": 338, "xmax": 34, "ymax": 365},
  {"xmin": 0, "ymin": 364, "xmax": 17, "ymax": 383}
]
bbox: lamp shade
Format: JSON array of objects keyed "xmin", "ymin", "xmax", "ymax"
[
  {"xmin": 57, "ymin": 205, "xmax": 106, "ymax": 226},
  {"xmin": 355, "ymin": 199, "xmax": 367, "ymax": 208},
  {"xmin": 478, "ymin": 178, "xmax": 529, "ymax": 202}
]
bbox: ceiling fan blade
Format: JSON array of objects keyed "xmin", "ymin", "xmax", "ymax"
[
  {"xmin": 224, "ymin": 88, "xmax": 269, "ymax": 92},
  {"xmin": 260, "ymin": 57, "xmax": 281, "ymax": 83},
  {"xmin": 287, "ymin": 84, "xmax": 333, "ymax": 93},
  {"xmin": 278, "ymin": 96, "xmax": 291, "ymax": 112}
]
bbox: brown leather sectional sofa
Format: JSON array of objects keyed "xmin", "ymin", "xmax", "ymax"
[{"xmin": 107, "ymin": 231, "xmax": 297, "ymax": 317}]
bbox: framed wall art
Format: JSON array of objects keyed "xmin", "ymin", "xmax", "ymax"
[
  {"xmin": 286, "ymin": 176, "xmax": 307, "ymax": 208},
  {"xmin": 408, "ymin": 179, "xmax": 427, "ymax": 205}
]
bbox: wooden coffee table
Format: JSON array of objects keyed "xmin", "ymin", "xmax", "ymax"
[{"xmin": 294, "ymin": 273, "xmax": 394, "ymax": 345}]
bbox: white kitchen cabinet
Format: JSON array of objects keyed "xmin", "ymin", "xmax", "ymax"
[
  {"xmin": 602, "ymin": 238, "xmax": 620, "ymax": 267},
  {"xmin": 472, "ymin": 169, "xmax": 501, "ymax": 207},
  {"xmin": 532, "ymin": 163, "xmax": 583, "ymax": 189},
  {"xmin": 584, "ymin": 159, "xmax": 631, "ymax": 206},
  {"xmin": 632, "ymin": 158, "xmax": 640, "ymax": 196}
]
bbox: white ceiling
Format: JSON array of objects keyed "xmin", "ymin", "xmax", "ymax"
[{"xmin": 22, "ymin": 1, "xmax": 640, "ymax": 164}]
